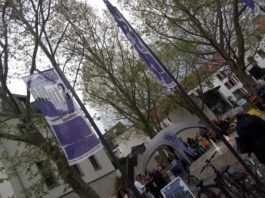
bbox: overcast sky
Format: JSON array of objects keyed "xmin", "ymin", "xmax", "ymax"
[
  {"xmin": 8, "ymin": 0, "xmax": 121, "ymax": 95},
  {"xmin": 86, "ymin": 0, "xmax": 107, "ymax": 10},
  {"xmin": 85, "ymin": 0, "xmax": 119, "ymax": 14}
]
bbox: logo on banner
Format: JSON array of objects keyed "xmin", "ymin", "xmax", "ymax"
[
  {"xmin": 164, "ymin": 132, "xmax": 193, "ymax": 155},
  {"xmin": 23, "ymin": 69, "xmax": 102, "ymax": 165}
]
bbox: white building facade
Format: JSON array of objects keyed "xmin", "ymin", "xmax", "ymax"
[{"xmin": 189, "ymin": 46, "xmax": 265, "ymax": 112}]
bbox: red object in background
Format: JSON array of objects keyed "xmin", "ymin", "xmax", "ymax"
[{"xmin": 248, "ymin": 95, "xmax": 260, "ymax": 104}]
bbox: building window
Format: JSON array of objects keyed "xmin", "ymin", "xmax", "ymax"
[
  {"xmin": 216, "ymin": 73, "xmax": 224, "ymax": 81},
  {"xmin": 36, "ymin": 161, "xmax": 57, "ymax": 188},
  {"xmin": 257, "ymin": 49, "xmax": 265, "ymax": 59},
  {"xmin": 161, "ymin": 121, "xmax": 168, "ymax": 128},
  {"xmin": 160, "ymin": 118, "xmax": 172, "ymax": 129},
  {"xmin": 224, "ymin": 79, "xmax": 237, "ymax": 89},
  {"xmin": 220, "ymin": 70, "xmax": 229, "ymax": 77},
  {"xmin": 233, "ymin": 89, "xmax": 247, "ymax": 100},
  {"xmin": 89, "ymin": 155, "xmax": 102, "ymax": 170},
  {"xmin": 247, "ymin": 56, "xmax": 257, "ymax": 64},
  {"xmin": 216, "ymin": 69, "xmax": 229, "ymax": 81},
  {"xmin": 224, "ymin": 82, "xmax": 232, "ymax": 89},
  {"xmin": 73, "ymin": 165, "xmax": 84, "ymax": 176},
  {"xmin": 231, "ymin": 75, "xmax": 240, "ymax": 83},
  {"xmin": 249, "ymin": 64, "xmax": 265, "ymax": 80}
]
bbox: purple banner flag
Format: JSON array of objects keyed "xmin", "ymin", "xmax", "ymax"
[
  {"xmin": 244, "ymin": 0, "xmax": 256, "ymax": 10},
  {"xmin": 103, "ymin": 0, "xmax": 176, "ymax": 89},
  {"xmin": 243, "ymin": 0, "xmax": 265, "ymax": 14},
  {"xmin": 23, "ymin": 69, "xmax": 102, "ymax": 165}
]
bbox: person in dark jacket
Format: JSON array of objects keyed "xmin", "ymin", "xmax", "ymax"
[
  {"xmin": 235, "ymin": 113, "xmax": 265, "ymax": 164},
  {"xmin": 145, "ymin": 175, "xmax": 161, "ymax": 198},
  {"xmin": 214, "ymin": 118, "xmax": 230, "ymax": 136},
  {"xmin": 150, "ymin": 166, "xmax": 167, "ymax": 191}
]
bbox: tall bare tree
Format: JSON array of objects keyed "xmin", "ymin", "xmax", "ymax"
[
  {"xmin": 63, "ymin": 10, "xmax": 169, "ymax": 137},
  {"xmin": 0, "ymin": 0, "xmax": 101, "ymax": 197},
  {"xmin": 60, "ymin": 4, "xmax": 212, "ymax": 137}
]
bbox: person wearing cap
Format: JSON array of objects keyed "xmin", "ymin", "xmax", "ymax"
[{"xmin": 235, "ymin": 112, "xmax": 265, "ymax": 164}]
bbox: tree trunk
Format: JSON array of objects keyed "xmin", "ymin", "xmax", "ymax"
[
  {"xmin": 233, "ymin": 68, "xmax": 257, "ymax": 95},
  {"xmin": 133, "ymin": 119, "xmax": 158, "ymax": 138},
  {"xmin": 142, "ymin": 122, "xmax": 158, "ymax": 138},
  {"xmin": 57, "ymin": 159, "xmax": 100, "ymax": 198},
  {"xmin": 30, "ymin": 128, "xmax": 100, "ymax": 198}
]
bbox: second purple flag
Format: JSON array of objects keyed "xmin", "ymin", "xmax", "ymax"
[{"xmin": 103, "ymin": 0, "xmax": 176, "ymax": 89}]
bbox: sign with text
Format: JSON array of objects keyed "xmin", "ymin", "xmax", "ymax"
[
  {"xmin": 23, "ymin": 69, "xmax": 102, "ymax": 165},
  {"xmin": 161, "ymin": 177, "xmax": 195, "ymax": 198}
]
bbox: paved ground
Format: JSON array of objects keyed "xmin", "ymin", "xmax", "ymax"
[{"xmin": 189, "ymin": 133, "xmax": 238, "ymax": 180}]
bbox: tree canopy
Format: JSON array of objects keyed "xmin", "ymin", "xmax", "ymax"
[
  {"xmin": 119, "ymin": 0, "xmax": 263, "ymax": 94},
  {"xmin": 1, "ymin": 0, "xmax": 261, "ymax": 196},
  {"xmin": 63, "ymin": 9, "xmax": 208, "ymax": 137}
]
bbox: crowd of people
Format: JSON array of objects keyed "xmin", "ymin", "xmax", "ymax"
[
  {"xmin": 181, "ymin": 117, "xmax": 233, "ymax": 161},
  {"xmin": 112, "ymin": 165, "xmax": 167, "ymax": 198},
  {"xmin": 186, "ymin": 136, "xmax": 208, "ymax": 157},
  {"xmin": 114, "ymin": 124, "xmax": 225, "ymax": 198},
  {"xmin": 167, "ymin": 154, "xmax": 188, "ymax": 178},
  {"xmin": 115, "ymin": 105, "xmax": 265, "ymax": 197},
  {"xmin": 184, "ymin": 129, "xmax": 214, "ymax": 160},
  {"xmin": 246, "ymin": 85, "xmax": 265, "ymax": 111},
  {"xmin": 114, "ymin": 91, "xmax": 265, "ymax": 197},
  {"xmin": 131, "ymin": 116, "xmax": 238, "ymax": 196},
  {"xmin": 116, "ymin": 188, "xmax": 135, "ymax": 198},
  {"xmin": 133, "ymin": 166, "xmax": 167, "ymax": 198}
]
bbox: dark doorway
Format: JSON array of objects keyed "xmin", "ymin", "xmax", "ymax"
[{"xmin": 203, "ymin": 87, "xmax": 231, "ymax": 116}]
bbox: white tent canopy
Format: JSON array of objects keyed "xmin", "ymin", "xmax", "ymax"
[{"xmin": 143, "ymin": 122, "xmax": 207, "ymax": 173}]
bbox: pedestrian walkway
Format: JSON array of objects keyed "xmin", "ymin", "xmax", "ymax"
[{"xmin": 189, "ymin": 133, "xmax": 237, "ymax": 180}]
